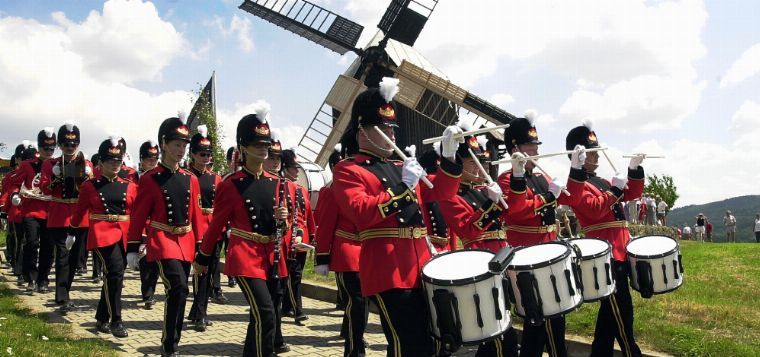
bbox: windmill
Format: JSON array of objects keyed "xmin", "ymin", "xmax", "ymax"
[{"xmin": 238, "ymin": 0, "xmax": 516, "ymax": 172}]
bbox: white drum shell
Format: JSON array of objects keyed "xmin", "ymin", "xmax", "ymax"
[
  {"xmin": 295, "ymin": 162, "xmax": 330, "ymax": 207},
  {"xmin": 570, "ymin": 239, "xmax": 616, "ymax": 301},
  {"xmin": 627, "ymin": 236, "xmax": 683, "ymax": 294},
  {"xmin": 506, "ymin": 243, "xmax": 583, "ymax": 318}
]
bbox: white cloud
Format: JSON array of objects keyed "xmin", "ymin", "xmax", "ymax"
[
  {"xmin": 730, "ymin": 99, "xmax": 760, "ymax": 149},
  {"xmin": 720, "ymin": 43, "xmax": 760, "ymax": 88},
  {"xmin": 488, "ymin": 93, "xmax": 515, "ymax": 110},
  {"xmin": 206, "ymin": 14, "xmax": 254, "ymax": 53},
  {"xmin": 216, "ymin": 101, "xmax": 306, "ymax": 151}
]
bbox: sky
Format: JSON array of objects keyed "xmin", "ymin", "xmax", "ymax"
[{"xmin": 0, "ymin": 0, "xmax": 759, "ymax": 208}]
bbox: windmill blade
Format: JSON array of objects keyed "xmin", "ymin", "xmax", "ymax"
[
  {"xmin": 378, "ymin": 0, "xmax": 439, "ymax": 46},
  {"xmin": 239, "ymin": 0, "xmax": 363, "ymax": 55},
  {"xmin": 297, "ymin": 75, "xmax": 366, "ymax": 167}
]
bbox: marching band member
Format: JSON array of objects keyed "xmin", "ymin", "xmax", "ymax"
[
  {"xmin": 0, "ymin": 143, "xmax": 28, "ymax": 280},
  {"xmin": 126, "ymin": 114, "xmax": 203, "ymax": 357},
  {"xmin": 437, "ymin": 133, "xmax": 519, "ymax": 356},
  {"xmin": 186, "ymin": 125, "xmax": 224, "ymax": 332},
  {"xmin": 116, "ymin": 138, "xmax": 139, "ymax": 183},
  {"xmin": 497, "ymin": 112, "xmax": 570, "ymax": 357},
  {"xmin": 564, "ymin": 121, "xmax": 645, "ymax": 357},
  {"xmin": 225, "ymin": 145, "xmax": 238, "ymax": 289},
  {"xmin": 280, "ymin": 148, "xmax": 315, "ymax": 324},
  {"xmin": 39, "ymin": 123, "xmax": 94, "ymax": 311},
  {"xmin": 417, "ymin": 148, "xmax": 456, "ymax": 253},
  {"xmin": 193, "ymin": 106, "xmax": 293, "ymax": 356},
  {"xmin": 331, "ymin": 78, "xmax": 463, "ymax": 356},
  {"xmin": 314, "ymin": 144, "xmax": 369, "ymax": 357},
  {"xmin": 136, "ymin": 140, "xmax": 160, "ymax": 310},
  {"xmin": 71, "ymin": 137, "xmax": 137, "ymax": 338}
]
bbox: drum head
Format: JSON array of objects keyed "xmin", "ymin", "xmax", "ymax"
[
  {"xmin": 295, "ymin": 167, "xmax": 309, "ymax": 189},
  {"xmin": 570, "ymin": 238, "xmax": 609, "ymax": 258},
  {"xmin": 510, "ymin": 243, "xmax": 568, "ymax": 268},
  {"xmin": 627, "ymin": 235, "xmax": 678, "ymax": 258},
  {"xmin": 423, "ymin": 250, "xmax": 493, "ymax": 281}
]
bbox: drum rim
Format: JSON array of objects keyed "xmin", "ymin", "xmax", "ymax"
[
  {"xmin": 581, "ymin": 286, "xmax": 617, "ymax": 303},
  {"xmin": 507, "ymin": 242, "xmax": 571, "ymax": 270},
  {"xmin": 431, "ymin": 322, "xmax": 513, "ymax": 346},
  {"xmin": 626, "ymin": 236, "xmax": 680, "ymax": 259},
  {"xmin": 569, "ymin": 238, "xmax": 612, "ymax": 260},
  {"xmin": 421, "ymin": 248, "xmax": 496, "ymax": 286},
  {"xmin": 630, "ymin": 279, "xmax": 683, "ymax": 295},
  {"xmin": 512, "ymin": 297, "xmax": 584, "ymax": 320}
]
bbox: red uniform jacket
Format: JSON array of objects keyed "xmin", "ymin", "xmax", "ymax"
[
  {"xmin": 7, "ymin": 158, "xmax": 50, "ymax": 220},
  {"xmin": 72, "ymin": 175, "xmax": 137, "ymax": 250},
  {"xmin": 39, "ymin": 156, "xmax": 93, "ymax": 228},
  {"xmin": 314, "ymin": 184, "xmax": 361, "ymax": 272},
  {"xmin": 0, "ymin": 170, "xmax": 22, "ymax": 223},
  {"xmin": 565, "ymin": 167, "xmax": 645, "ymax": 261},
  {"xmin": 332, "ymin": 152, "xmax": 462, "ymax": 297},
  {"xmin": 498, "ymin": 170, "xmax": 571, "ymax": 247},
  {"xmin": 421, "ymin": 174, "xmax": 457, "ymax": 252},
  {"xmin": 127, "ymin": 163, "xmax": 203, "ymax": 262},
  {"xmin": 118, "ymin": 165, "xmax": 140, "ymax": 183},
  {"xmin": 284, "ymin": 180, "xmax": 315, "ymax": 256},
  {"xmin": 197, "ymin": 169, "xmax": 290, "ymax": 279},
  {"xmin": 189, "ymin": 165, "xmax": 222, "ymax": 242},
  {"xmin": 439, "ymin": 182, "xmax": 507, "ymax": 253}
]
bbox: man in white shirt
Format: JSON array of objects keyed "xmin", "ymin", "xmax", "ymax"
[
  {"xmin": 657, "ymin": 199, "xmax": 668, "ymax": 226},
  {"xmin": 723, "ymin": 210, "xmax": 737, "ymax": 243},
  {"xmin": 682, "ymin": 224, "xmax": 692, "ymax": 240}
]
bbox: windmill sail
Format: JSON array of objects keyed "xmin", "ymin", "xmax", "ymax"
[
  {"xmin": 377, "ymin": 0, "xmax": 439, "ymax": 46},
  {"xmin": 239, "ymin": 0, "xmax": 363, "ymax": 55}
]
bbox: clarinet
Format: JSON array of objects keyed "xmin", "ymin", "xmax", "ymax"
[
  {"xmin": 289, "ymin": 186, "xmax": 302, "ymax": 262},
  {"xmin": 270, "ymin": 180, "xmax": 287, "ymax": 280}
]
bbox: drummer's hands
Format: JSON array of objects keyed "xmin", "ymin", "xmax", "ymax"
[
  {"xmin": 441, "ymin": 125, "xmax": 464, "ymax": 160},
  {"xmin": 629, "ymin": 153, "xmax": 645, "ymax": 170},
  {"xmin": 511, "ymin": 152, "xmax": 527, "ymax": 177},
  {"xmin": 571, "ymin": 145, "xmax": 586, "ymax": 170},
  {"xmin": 548, "ymin": 177, "xmax": 564, "ymax": 198},
  {"xmin": 485, "ymin": 182, "xmax": 503, "ymax": 203},
  {"xmin": 275, "ymin": 206, "xmax": 289, "ymax": 221},
  {"xmin": 611, "ymin": 172, "xmax": 628, "ymax": 190},
  {"xmin": 401, "ymin": 158, "xmax": 425, "ymax": 189}
]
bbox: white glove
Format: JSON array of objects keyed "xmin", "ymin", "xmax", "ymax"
[
  {"xmin": 65, "ymin": 234, "xmax": 76, "ymax": 250},
  {"xmin": 52, "ymin": 164, "xmax": 61, "ymax": 176},
  {"xmin": 138, "ymin": 244, "xmax": 147, "ymax": 257},
  {"xmin": 485, "ymin": 182, "xmax": 503, "ymax": 203},
  {"xmin": 570, "ymin": 145, "xmax": 586, "ymax": 170},
  {"xmin": 612, "ymin": 172, "xmax": 628, "ymax": 190},
  {"xmin": 126, "ymin": 252, "xmax": 140, "ymax": 270},
  {"xmin": 294, "ymin": 234, "xmax": 303, "ymax": 245},
  {"xmin": 629, "ymin": 154, "xmax": 645, "ymax": 170},
  {"xmin": 548, "ymin": 177, "xmax": 564, "ymax": 198},
  {"xmin": 441, "ymin": 125, "xmax": 464, "ymax": 159},
  {"xmin": 314, "ymin": 264, "xmax": 330, "ymax": 276},
  {"xmin": 511, "ymin": 152, "xmax": 527, "ymax": 177},
  {"xmin": 401, "ymin": 158, "xmax": 425, "ymax": 189},
  {"xmin": 11, "ymin": 194, "xmax": 21, "ymax": 207},
  {"xmin": 85, "ymin": 165, "xmax": 92, "ymax": 176}
]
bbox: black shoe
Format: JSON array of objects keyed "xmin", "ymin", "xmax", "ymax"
[
  {"xmin": 92, "ymin": 277, "xmax": 101, "ymax": 284},
  {"xmin": 145, "ymin": 298, "xmax": 156, "ymax": 310},
  {"xmin": 110, "ymin": 321, "xmax": 128, "ymax": 338},
  {"xmin": 16, "ymin": 276, "xmax": 25, "ymax": 286},
  {"xmin": 95, "ymin": 320, "xmax": 111, "ymax": 333},
  {"xmin": 193, "ymin": 318, "xmax": 208, "ymax": 332},
  {"xmin": 228, "ymin": 277, "xmax": 237, "ymax": 287},
  {"xmin": 295, "ymin": 313, "xmax": 309, "ymax": 323},
  {"xmin": 211, "ymin": 292, "xmax": 229, "ymax": 304},
  {"xmin": 37, "ymin": 285, "xmax": 49, "ymax": 293},
  {"xmin": 26, "ymin": 281, "xmax": 37, "ymax": 292},
  {"xmin": 75, "ymin": 268, "xmax": 85, "ymax": 276},
  {"xmin": 281, "ymin": 310, "xmax": 294, "ymax": 318},
  {"xmin": 275, "ymin": 343, "xmax": 291, "ymax": 354},
  {"xmin": 60, "ymin": 302, "xmax": 76, "ymax": 314}
]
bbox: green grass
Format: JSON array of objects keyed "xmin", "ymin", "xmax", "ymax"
[
  {"xmin": 563, "ymin": 241, "xmax": 760, "ymax": 356},
  {"xmin": 0, "ymin": 283, "xmax": 116, "ymax": 356},
  {"xmin": 0, "ymin": 229, "xmax": 6, "ymax": 247},
  {"xmin": 302, "ymin": 252, "xmax": 337, "ymax": 285}
]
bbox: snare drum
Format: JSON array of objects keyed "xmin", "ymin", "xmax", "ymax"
[
  {"xmin": 626, "ymin": 235, "xmax": 683, "ymax": 298},
  {"xmin": 422, "ymin": 250, "xmax": 511, "ymax": 350},
  {"xmin": 294, "ymin": 161, "xmax": 330, "ymax": 207},
  {"xmin": 569, "ymin": 238, "xmax": 615, "ymax": 301},
  {"xmin": 505, "ymin": 242, "xmax": 583, "ymax": 325}
]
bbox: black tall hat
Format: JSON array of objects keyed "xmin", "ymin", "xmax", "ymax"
[
  {"xmin": 503, "ymin": 110, "xmax": 541, "ymax": 153},
  {"xmin": 281, "ymin": 148, "xmax": 300, "ymax": 169},
  {"xmin": 190, "ymin": 125, "xmax": 213, "ymax": 153},
  {"xmin": 453, "ymin": 121, "xmax": 485, "ymax": 161},
  {"xmin": 237, "ymin": 103, "xmax": 272, "ymax": 147},
  {"xmin": 98, "ymin": 136, "xmax": 125, "ymax": 162},
  {"xmin": 14, "ymin": 141, "xmax": 28, "ymax": 159},
  {"xmin": 22, "ymin": 146, "xmax": 38, "ymax": 161},
  {"xmin": 565, "ymin": 119, "xmax": 600, "ymax": 151},
  {"xmin": 57, "ymin": 122, "xmax": 80, "ymax": 145},
  {"xmin": 349, "ymin": 77, "xmax": 400, "ymax": 132},
  {"xmin": 10, "ymin": 155, "xmax": 16, "ymax": 168},
  {"xmin": 268, "ymin": 131, "xmax": 282, "ymax": 156},
  {"xmin": 328, "ymin": 143, "xmax": 343, "ymax": 170},
  {"xmin": 226, "ymin": 146, "xmax": 235, "ymax": 162},
  {"xmin": 37, "ymin": 127, "xmax": 56, "ymax": 148},
  {"xmin": 139, "ymin": 140, "xmax": 159, "ymax": 160},
  {"xmin": 418, "ymin": 149, "xmax": 440, "ymax": 174},
  {"xmin": 91, "ymin": 153, "xmax": 101, "ymax": 166},
  {"xmin": 158, "ymin": 112, "xmax": 191, "ymax": 145}
]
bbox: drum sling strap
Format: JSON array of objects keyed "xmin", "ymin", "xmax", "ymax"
[
  {"xmin": 517, "ymin": 272, "xmax": 544, "ymax": 326},
  {"xmin": 635, "ymin": 261, "xmax": 655, "ymax": 299},
  {"xmin": 431, "ymin": 289, "xmax": 463, "ymax": 352}
]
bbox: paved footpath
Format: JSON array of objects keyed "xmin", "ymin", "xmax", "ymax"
[{"xmin": 1, "ymin": 265, "xmax": 481, "ymax": 356}]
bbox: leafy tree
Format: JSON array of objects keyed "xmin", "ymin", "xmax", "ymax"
[
  {"xmin": 644, "ymin": 174, "xmax": 679, "ymax": 209},
  {"xmin": 190, "ymin": 83, "xmax": 228, "ymax": 174}
]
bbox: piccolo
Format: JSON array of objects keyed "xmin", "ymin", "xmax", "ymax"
[
  {"xmin": 491, "ymin": 147, "xmax": 609, "ymax": 165},
  {"xmin": 421, "ymin": 124, "xmax": 510, "ymax": 145},
  {"xmin": 372, "ymin": 126, "xmax": 434, "ymax": 189}
]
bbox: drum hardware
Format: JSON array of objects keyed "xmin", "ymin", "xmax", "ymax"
[
  {"xmin": 568, "ymin": 238, "xmax": 616, "ymax": 302},
  {"xmin": 626, "ymin": 235, "xmax": 684, "ymax": 298}
]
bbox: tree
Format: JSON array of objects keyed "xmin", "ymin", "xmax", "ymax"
[
  {"xmin": 188, "ymin": 75, "xmax": 227, "ymax": 174},
  {"xmin": 644, "ymin": 174, "xmax": 679, "ymax": 209}
]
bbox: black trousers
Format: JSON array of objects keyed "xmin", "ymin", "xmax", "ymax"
[
  {"xmin": 79, "ymin": 236, "xmax": 102, "ymax": 278},
  {"xmin": 188, "ymin": 240, "xmax": 225, "ymax": 320},
  {"xmin": 12, "ymin": 222, "xmax": 25, "ymax": 276},
  {"xmin": 139, "ymin": 256, "xmax": 159, "ymax": 301},
  {"xmin": 5, "ymin": 221, "xmax": 16, "ymax": 267},
  {"xmin": 22, "ymin": 217, "xmax": 47, "ymax": 284},
  {"xmin": 282, "ymin": 251, "xmax": 307, "ymax": 315},
  {"xmin": 238, "ymin": 277, "xmax": 285, "ymax": 357},
  {"xmin": 520, "ymin": 316, "xmax": 567, "ymax": 357},
  {"xmin": 336, "ymin": 274, "xmax": 348, "ymax": 311},
  {"xmin": 156, "ymin": 259, "xmax": 190, "ymax": 355},
  {"xmin": 591, "ymin": 261, "xmax": 642, "ymax": 357},
  {"xmin": 94, "ymin": 243, "xmax": 126, "ymax": 323},
  {"xmin": 372, "ymin": 288, "xmax": 434, "ymax": 357},
  {"xmin": 755, "ymin": 231, "xmax": 760, "ymax": 243},
  {"xmin": 475, "ymin": 328, "xmax": 519, "ymax": 357},
  {"xmin": 209, "ymin": 240, "xmax": 223, "ymax": 295},
  {"xmin": 48, "ymin": 227, "xmax": 88, "ymax": 304},
  {"xmin": 336, "ymin": 272, "xmax": 368, "ymax": 357}
]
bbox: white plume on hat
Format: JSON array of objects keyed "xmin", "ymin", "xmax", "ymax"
[
  {"xmin": 252, "ymin": 100, "xmax": 271, "ymax": 122},
  {"xmin": 22, "ymin": 140, "xmax": 30, "ymax": 147},
  {"xmin": 148, "ymin": 139, "xmax": 158, "ymax": 147},
  {"xmin": 289, "ymin": 146, "xmax": 298, "ymax": 156},
  {"xmin": 582, "ymin": 118, "xmax": 593, "ymax": 131},
  {"xmin": 197, "ymin": 125, "xmax": 208, "ymax": 138},
  {"xmin": 270, "ymin": 129, "xmax": 281, "ymax": 142},
  {"xmin": 404, "ymin": 144, "xmax": 417, "ymax": 157},
  {"xmin": 379, "ymin": 77, "xmax": 400, "ymax": 103},
  {"xmin": 109, "ymin": 136, "xmax": 122, "ymax": 147},
  {"xmin": 177, "ymin": 110, "xmax": 188, "ymax": 124},
  {"xmin": 456, "ymin": 117, "xmax": 474, "ymax": 132},
  {"xmin": 334, "ymin": 143, "xmax": 342, "ymax": 152},
  {"xmin": 433, "ymin": 142, "xmax": 441, "ymax": 155},
  {"xmin": 524, "ymin": 109, "xmax": 538, "ymax": 125},
  {"xmin": 476, "ymin": 135, "xmax": 488, "ymax": 149},
  {"xmin": 43, "ymin": 127, "xmax": 54, "ymax": 138},
  {"xmin": 64, "ymin": 121, "xmax": 76, "ymax": 131}
]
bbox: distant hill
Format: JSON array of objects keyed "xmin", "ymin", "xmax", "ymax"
[{"xmin": 667, "ymin": 195, "xmax": 760, "ymax": 242}]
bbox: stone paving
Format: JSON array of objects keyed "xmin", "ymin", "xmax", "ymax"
[{"xmin": 0, "ymin": 263, "xmax": 482, "ymax": 356}]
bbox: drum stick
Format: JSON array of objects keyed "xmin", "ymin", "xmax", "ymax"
[
  {"xmin": 421, "ymin": 124, "xmax": 510, "ymax": 145},
  {"xmin": 468, "ymin": 148, "xmax": 508, "ymax": 209},
  {"xmin": 522, "ymin": 152, "xmax": 570, "ymax": 196},
  {"xmin": 600, "ymin": 149, "xmax": 619, "ymax": 174},
  {"xmin": 623, "ymin": 155, "xmax": 664, "ymax": 159},
  {"xmin": 491, "ymin": 147, "xmax": 608, "ymax": 165},
  {"xmin": 372, "ymin": 126, "xmax": 434, "ymax": 189}
]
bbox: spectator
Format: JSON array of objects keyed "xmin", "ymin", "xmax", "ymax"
[
  {"xmin": 682, "ymin": 224, "xmax": 692, "ymax": 240},
  {"xmin": 646, "ymin": 195, "xmax": 657, "ymax": 225},
  {"xmin": 639, "ymin": 197, "xmax": 648, "ymax": 224},
  {"xmin": 627, "ymin": 199, "xmax": 640, "ymax": 224},
  {"xmin": 695, "ymin": 213, "xmax": 706, "ymax": 242},
  {"xmin": 754, "ymin": 214, "xmax": 760, "ymax": 243},
  {"xmin": 706, "ymin": 220, "xmax": 713, "ymax": 242},
  {"xmin": 657, "ymin": 198, "xmax": 668, "ymax": 226},
  {"xmin": 723, "ymin": 210, "xmax": 737, "ymax": 243}
]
